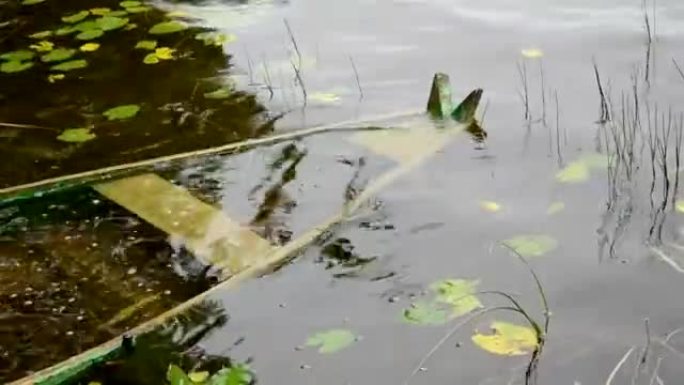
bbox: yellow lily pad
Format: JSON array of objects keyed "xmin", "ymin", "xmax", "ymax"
[
  {"xmin": 80, "ymin": 43, "xmax": 100, "ymax": 52},
  {"xmin": 188, "ymin": 371, "xmax": 209, "ymax": 383},
  {"xmin": 47, "ymin": 73, "xmax": 65, "ymax": 83},
  {"xmin": 503, "ymin": 234, "xmax": 557, "ymax": 258},
  {"xmin": 521, "ymin": 48, "xmax": 543, "ymax": 59},
  {"xmin": 676, "ymin": 200, "xmax": 684, "ymax": 213},
  {"xmin": 472, "ymin": 321, "xmax": 538, "ymax": 356},
  {"xmin": 309, "ymin": 92, "xmax": 341, "ymax": 103},
  {"xmin": 556, "ymin": 153, "xmax": 609, "ymax": 184},
  {"xmin": 29, "ymin": 40, "xmax": 54, "ymax": 52}
]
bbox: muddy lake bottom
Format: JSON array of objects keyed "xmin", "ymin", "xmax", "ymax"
[{"xmin": 5, "ymin": 0, "xmax": 684, "ymax": 383}]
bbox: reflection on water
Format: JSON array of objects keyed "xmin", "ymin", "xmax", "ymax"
[{"xmin": 0, "ymin": 0, "xmax": 273, "ymax": 188}]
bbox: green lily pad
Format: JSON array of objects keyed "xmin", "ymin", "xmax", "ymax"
[
  {"xmin": 135, "ymin": 40, "xmax": 157, "ymax": 50},
  {"xmin": 0, "ymin": 61, "xmax": 33, "ymax": 73},
  {"xmin": 96, "ymin": 16, "xmax": 129, "ymax": 31},
  {"xmin": 403, "ymin": 302, "xmax": 450, "ymax": 325},
  {"xmin": 51, "ymin": 59, "xmax": 88, "ymax": 71},
  {"xmin": 22, "ymin": 0, "xmax": 46, "ymax": 5},
  {"xmin": 472, "ymin": 321, "xmax": 538, "ymax": 356},
  {"xmin": 62, "ymin": 10, "xmax": 90, "ymax": 23},
  {"xmin": 76, "ymin": 29, "xmax": 104, "ymax": 40},
  {"xmin": 503, "ymin": 234, "xmax": 558, "ymax": 258},
  {"xmin": 41, "ymin": 48, "xmax": 76, "ymax": 63},
  {"xmin": 57, "ymin": 128, "xmax": 95, "ymax": 143},
  {"xmin": 1, "ymin": 50, "xmax": 35, "ymax": 62},
  {"xmin": 119, "ymin": 0, "xmax": 141, "ymax": 7},
  {"xmin": 74, "ymin": 20, "xmax": 99, "ymax": 32},
  {"xmin": 107, "ymin": 10, "xmax": 128, "ymax": 16},
  {"xmin": 166, "ymin": 365, "xmax": 191, "ymax": 385},
  {"xmin": 55, "ymin": 26, "xmax": 78, "ymax": 36},
  {"xmin": 306, "ymin": 329, "xmax": 356, "ymax": 354},
  {"xmin": 204, "ymin": 87, "xmax": 232, "ymax": 99},
  {"xmin": 195, "ymin": 31, "xmax": 235, "ymax": 46},
  {"xmin": 210, "ymin": 365, "xmax": 253, "ymax": 385},
  {"xmin": 125, "ymin": 6, "xmax": 151, "ymax": 13},
  {"xmin": 103, "ymin": 104, "xmax": 140, "ymax": 120},
  {"xmin": 188, "ymin": 371, "xmax": 209, "ymax": 383},
  {"xmin": 432, "ymin": 279, "xmax": 483, "ymax": 316},
  {"xmin": 149, "ymin": 21, "xmax": 187, "ymax": 34},
  {"xmin": 143, "ymin": 53, "xmax": 159, "ymax": 64},
  {"xmin": 29, "ymin": 30, "xmax": 53, "ymax": 39}
]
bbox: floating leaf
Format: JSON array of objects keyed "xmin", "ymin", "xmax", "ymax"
[
  {"xmin": 546, "ymin": 201, "xmax": 565, "ymax": 215},
  {"xmin": 1, "ymin": 50, "xmax": 35, "ymax": 61},
  {"xmin": 57, "ymin": 128, "xmax": 95, "ymax": 143},
  {"xmin": 124, "ymin": 23, "xmax": 138, "ymax": 30},
  {"xmin": 188, "ymin": 371, "xmax": 209, "ymax": 383},
  {"xmin": 149, "ymin": 21, "xmax": 187, "ymax": 34},
  {"xmin": 403, "ymin": 302, "xmax": 450, "ymax": 325},
  {"xmin": 51, "ymin": 59, "xmax": 88, "ymax": 71},
  {"xmin": 96, "ymin": 16, "xmax": 129, "ymax": 31},
  {"xmin": 80, "ymin": 42, "xmax": 100, "ymax": 52},
  {"xmin": 306, "ymin": 329, "xmax": 356, "ymax": 354},
  {"xmin": 167, "ymin": 365, "xmax": 191, "ymax": 385},
  {"xmin": 22, "ymin": 0, "xmax": 46, "ymax": 5},
  {"xmin": 480, "ymin": 200, "xmax": 502, "ymax": 213},
  {"xmin": 167, "ymin": 10, "xmax": 190, "ymax": 18},
  {"xmin": 310, "ymin": 92, "xmax": 341, "ymax": 103},
  {"xmin": 90, "ymin": 7, "xmax": 111, "ymax": 15},
  {"xmin": 135, "ymin": 40, "xmax": 157, "ymax": 50},
  {"xmin": 0, "ymin": 61, "xmax": 33, "ymax": 73},
  {"xmin": 472, "ymin": 321, "xmax": 538, "ymax": 356},
  {"xmin": 62, "ymin": 10, "xmax": 90, "ymax": 23},
  {"xmin": 210, "ymin": 365, "xmax": 252, "ymax": 385},
  {"xmin": 119, "ymin": 0, "xmax": 141, "ymax": 7},
  {"xmin": 29, "ymin": 30, "xmax": 53, "ymax": 39},
  {"xmin": 103, "ymin": 104, "xmax": 140, "ymax": 120},
  {"xmin": 503, "ymin": 234, "xmax": 557, "ymax": 258},
  {"xmin": 76, "ymin": 29, "xmax": 104, "ymax": 40},
  {"xmin": 41, "ymin": 48, "xmax": 76, "ymax": 63},
  {"xmin": 74, "ymin": 20, "xmax": 99, "ymax": 32},
  {"xmin": 432, "ymin": 279, "xmax": 483, "ymax": 317},
  {"xmin": 143, "ymin": 53, "xmax": 159, "ymax": 64},
  {"xmin": 30, "ymin": 40, "xmax": 54, "ymax": 52},
  {"xmin": 555, "ymin": 153, "xmax": 608, "ymax": 184},
  {"xmin": 521, "ymin": 48, "xmax": 544, "ymax": 59},
  {"xmin": 125, "ymin": 6, "xmax": 150, "ymax": 13},
  {"xmin": 203, "ymin": 87, "xmax": 232, "ymax": 99},
  {"xmin": 55, "ymin": 26, "xmax": 78, "ymax": 36},
  {"xmin": 107, "ymin": 10, "xmax": 128, "ymax": 17},
  {"xmin": 195, "ymin": 31, "xmax": 235, "ymax": 46},
  {"xmin": 154, "ymin": 47, "xmax": 175, "ymax": 60},
  {"xmin": 48, "ymin": 73, "xmax": 65, "ymax": 83}
]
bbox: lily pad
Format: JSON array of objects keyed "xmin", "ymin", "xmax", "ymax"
[
  {"xmin": 154, "ymin": 47, "xmax": 175, "ymax": 60},
  {"xmin": 211, "ymin": 365, "xmax": 252, "ymax": 385},
  {"xmin": 107, "ymin": 10, "xmax": 128, "ymax": 17},
  {"xmin": 74, "ymin": 20, "xmax": 99, "ymax": 32},
  {"xmin": 48, "ymin": 73, "xmax": 65, "ymax": 83},
  {"xmin": 195, "ymin": 31, "xmax": 235, "ymax": 46},
  {"xmin": 57, "ymin": 128, "xmax": 95, "ymax": 143},
  {"xmin": 29, "ymin": 41, "xmax": 54, "ymax": 52},
  {"xmin": 125, "ymin": 6, "xmax": 151, "ymax": 13},
  {"xmin": 149, "ymin": 21, "xmax": 187, "ymax": 34},
  {"xmin": 305, "ymin": 329, "xmax": 356, "ymax": 354},
  {"xmin": 310, "ymin": 92, "xmax": 341, "ymax": 103},
  {"xmin": 166, "ymin": 365, "xmax": 191, "ymax": 385},
  {"xmin": 41, "ymin": 48, "xmax": 76, "ymax": 62},
  {"xmin": 521, "ymin": 48, "xmax": 544, "ymax": 59},
  {"xmin": 96, "ymin": 16, "xmax": 129, "ymax": 31},
  {"xmin": 1, "ymin": 50, "xmax": 35, "ymax": 61},
  {"xmin": 204, "ymin": 87, "xmax": 233, "ymax": 99},
  {"xmin": 62, "ymin": 10, "xmax": 90, "ymax": 23},
  {"xmin": 135, "ymin": 40, "xmax": 157, "ymax": 50},
  {"xmin": 403, "ymin": 302, "xmax": 450, "ymax": 325},
  {"xmin": 677, "ymin": 200, "xmax": 684, "ymax": 213},
  {"xmin": 546, "ymin": 201, "xmax": 565, "ymax": 215},
  {"xmin": 51, "ymin": 59, "xmax": 88, "ymax": 71},
  {"xmin": 103, "ymin": 104, "xmax": 140, "ymax": 120},
  {"xmin": 480, "ymin": 200, "xmax": 502, "ymax": 213},
  {"xmin": 22, "ymin": 0, "xmax": 46, "ymax": 5},
  {"xmin": 556, "ymin": 153, "xmax": 609, "ymax": 184},
  {"xmin": 55, "ymin": 26, "xmax": 78, "ymax": 36},
  {"xmin": 503, "ymin": 234, "xmax": 557, "ymax": 258},
  {"xmin": 472, "ymin": 321, "xmax": 538, "ymax": 356},
  {"xmin": 1, "ymin": 61, "xmax": 33, "ymax": 73},
  {"xmin": 29, "ymin": 30, "xmax": 53, "ymax": 39},
  {"xmin": 76, "ymin": 29, "xmax": 104, "ymax": 40},
  {"xmin": 119, "ymin": 0, "xmax": 141, "ymax": 7},
  {"xmin": 143, "ymin": 53, "xmax": 159, "ymax": 64},
  {"xmin": 90, "ymin": 7, "xmax": 111, "ymax": 15},
  {"xmin": 80, "ymin": 43, "xmax": 100, "ymax": 52},
  {"xmin": 188, "ymin": 371, "xmax": 209, "ymax": 383},
  {"xmin": 431, "ymin": 279, "xmax": 483, "ymax": 316}
]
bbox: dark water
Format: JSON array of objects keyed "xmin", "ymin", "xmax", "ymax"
[{"xmin": 5, "ymin": 0, "xmax": 684, "ymax": 384}]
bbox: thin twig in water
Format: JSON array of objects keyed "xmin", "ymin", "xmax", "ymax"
[
  {"xmin": 651, "ymin": 247, "xmax": 684, "ymax": 274},
  {"xmin": 593, "ymin": 60, "xmax": 610, "ymax": 123},
  {"xmin": 649, "ymin": 357, "xmax": 663, "ymax": 385},
  {"xmin": 244, "ymin": 46, "xmax": 255, "ymax": 85},
  {"xmin": 555, "ymin": 90, "xmax": 562, "ymax": 166},
  {"xmin": 261, "ymin": 55, "xmax": 275, "ymax": 100},
  {"xmin": 539, "ymin": 60, "xmax": 547, "ymax": 125},
  {"xmin": 291, "ymin": 60, "xmax": 307, "ymax": 105},
  {"xmin": 605, "ymin": 346, "xmax": 635, "ymax": 385},
  {"xmin": 673, "ymin": 58, "xmax": 684, "ymax": 82},
  {"xmin": 349, "ymin": 55, "xmax": 364, "ymax": 100},
  {"xmin": 672, "ymin": 113, "xmax": 683, "ymax": 208},
  {"xmin": 517, "ymin": 61, "xmax": 530, "ymax": 121},
  {"xmin": 284, "ymin": 19, "xmax": 302, "ymax": 69},
  {"xmin": 0, "ymin": 122, "xmax": 59, "ymax": 131},
  {"xmin": 632, "ymin": 318, "xmax": 652, "ymax": 385}
]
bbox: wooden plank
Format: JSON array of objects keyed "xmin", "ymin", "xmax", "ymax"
[{"xmin": 94, "ymin": 174, "xmax": 273, "ymax": 274}]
